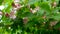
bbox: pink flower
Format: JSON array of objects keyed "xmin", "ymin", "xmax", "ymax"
[
  {"xmin": 10, "ymin": 11, "xmax": 16, "ymax": 19},
  {"xmin": 50, "ymin": 21, "xmax": 58, "ymax": 26},
  {"xmin": 23, "ymin": 17, "xmax": 29, "ymax": 24},
  {"xmin": 0, "ymin": 12, "xmax": 3, "ymax": 15}
]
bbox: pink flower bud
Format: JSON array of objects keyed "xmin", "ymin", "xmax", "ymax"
[
  {"xmin": 23, "ymin": 17, "xmax": 28, "ymax": 24},
  {"xmin": 0, "ymin": 12, "xmax": 2, "ymax": 15},
  {"xmin": 5, "ymin": 13, "xmax": 10, "ymax": 17},
  {"xmin": 14, "ymin": 3, "xmax": 21, "ymax": 9}
]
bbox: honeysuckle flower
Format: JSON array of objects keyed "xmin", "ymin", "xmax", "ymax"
[
  {"xmin": 50, "ymin": 21, "xmax": 58, "ymax": 26},
  {"xmin": 32, "ymin": 10, "xmax": 37, "ymax": 14},
  {"xmin": 13, "ymin": 7, "xmax": 18, "ymax": 10},
  {"xmin": 0, "ymin": 5, "xmax": 5, "ymax": 10},
  {"xmin": 34, "ymin": 6, "xmax": 40, "ymax": 11},
  {"xmin": 23, "ymin": 17, "xmax": 29, "ymax": 24},
  {"xmin": 30, "ymin": 6, "xmax": 40, "ymax": 14},
  {"xmin": 14, "ymin": 3, "xmax": 21, "ymax": 9},
  {"xmin": 12, "ymin": 8, "xmax": 17, "ymax": 13},
  {"xmin": 8, "ymin": 27, "xmax": 11, "ymax": 29},
  {"xmin": 10, "ymin": 15, "xmax": 16, "ymax": 19},
  {"xmin": 0, "ymin": 12, "xmax": 3, "ymax": 15},
  {"xmin": 51, "ymin": 2, "xmax": 57, "ymax": 8},
  {"xmin": 10, "ymin": 11, "xmax": 16, "ymax": 19},
  {"xmin": 14, "ymin": 0, "xmax": 20, "ymax": 3},
  {"xmin": 53, "ymin": 2, "xmax": 56, "ymax": 7},
  {"xmin": 30, "ymin": 8, "xmax": 37, "ymax": 14},
  {"xmin": 12, "ymin": 2, "xmax": 22, "ymax": 9}
]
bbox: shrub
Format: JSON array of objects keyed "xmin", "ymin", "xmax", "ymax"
[{"xmin": 0, "ymin": 0, "xmax": 60, "ymax": 34}]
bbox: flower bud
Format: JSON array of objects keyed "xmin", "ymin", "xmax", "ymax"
[
  {"xmin": 0, "ymin": 12, "xmax": 3, "ymax": 15},
  {"xmin": 51, "ymin": 2, "xmax": 57, "ymax": 8},
  {"xmin": 23, "ymin": 17, "xmax": 29, "ymax": 24},
  {"xmin": 5, "ymin": 13, "xmax": 10, "ymax": 17}
]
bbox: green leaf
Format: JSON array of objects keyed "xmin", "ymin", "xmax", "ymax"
[
  {"xmin": 54, "ymin": 21, "xmax": 60, "ymax": 29},
  {"xmin": 39, "ymin": 2, "xmax": 51, "ymax": 11},
  {"xmin": 0, "ymin": 0, "xmax": 3, "ymax": 5}
]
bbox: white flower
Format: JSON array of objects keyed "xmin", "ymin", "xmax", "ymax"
[
  {"xmin": 0, "ymin": 20, "xmax": 3, "ymax": 23},
  {"xmin": 11, "ymin": 9, "xmax": 17, "ymax": 13},
  {"xmin": 8, "ymin": 27, "xmax": 11, "ymax": 29},
  {"xmin": 32, "ymin": 10, "xmax": 37, "ymax": 14},
  {"xmin": 0, "ymin": 5, "xmax": 5, "ymax": 10},
  {"xmin": 14, "ymin": 0, "xmax": 20, "ymax": 3},
  {"xmin": 30, "ymin": 6, "xmax": 40, "ymax": 14},
  {"xmin": 0, "ymin": 15, "xmax": 2, "ymax": 19},
  {"xmin": 35, "ymin": 6, "xmax": 40, "ymax": 11},
  {"xmin": 10, "ymin": 15, "xmax": 16, "ymax": 19}
]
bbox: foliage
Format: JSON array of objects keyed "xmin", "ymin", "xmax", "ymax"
[{"xmin": 0, "ymin": 0, "xmax": 60, "ymax": 34}]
